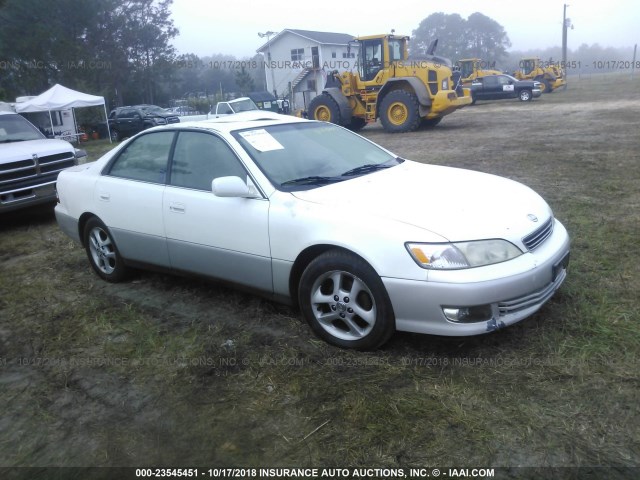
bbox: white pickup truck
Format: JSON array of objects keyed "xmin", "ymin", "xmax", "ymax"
[
  {"xmin": 207, "ymin": 97, "xmax": 259, "ymax": 119},
  {"xmin": 0, "ymin": 111, "xmax": 80, "ymax": 212}
]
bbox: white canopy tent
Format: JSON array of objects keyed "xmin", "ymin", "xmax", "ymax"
[{"xmin": 15, "ymin": 83, "xmax": 112, "ymax": 143}]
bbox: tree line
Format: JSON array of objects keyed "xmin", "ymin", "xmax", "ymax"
[
  {"xmin": 1, "ymin": 3, "xmax": 635, "ymax": 111},
  {"xmin": 0, "ymin": 0, "xmax": 265, "ymax": 109}
]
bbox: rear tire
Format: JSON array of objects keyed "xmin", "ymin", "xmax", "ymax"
[
  {"xmin": 308, "ymin": 94, "xmax": 342, "ymax": 125},
  {"xmin": 298, "ymin": 249, "xmax": 395, "ymax": 350},
  {"xmin": 83, "ymin": 217, "xmax": 129, "ymax": 282},
  {"xmin": 379, "ymin": 90, "xmax": 421, "ymax": 133}
]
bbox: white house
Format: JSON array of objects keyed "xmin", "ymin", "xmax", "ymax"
[{"xmin": 256, "ymin": 29, "xmax": 357, "ymax": 112}]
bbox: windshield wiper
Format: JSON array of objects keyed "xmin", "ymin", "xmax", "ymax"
[
  {"xmin": 341, "ymin": 163, "xmax": 394, "ymax": 177},
  {"xmin": 280, "ymin": 175, "xmax": 342, "ymax": 187}
]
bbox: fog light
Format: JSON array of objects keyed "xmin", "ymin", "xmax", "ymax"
[{"xmin": 443, "ymin": 305, "xmax": 493, "ymax": 323}]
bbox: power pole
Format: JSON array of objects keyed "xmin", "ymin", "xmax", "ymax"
[{"xmin": 562, "ymin": 4, "xmax": 568, "ymax": 68}]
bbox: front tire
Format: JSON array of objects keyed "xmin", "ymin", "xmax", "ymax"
[
  {"xmin": 519, "ymin": 89, "xmax": 532, "ymax": 102},
  {"xmin": 83, "ymin": 217, "xmax": 128, "ymax": 282},
  {"xmin": 379, "ymin": 90, "xmax": 421, "ymax": 133},
  {"xmin": 308, "ymin": 93, "xmax": 342, "ymax": 125},
  {"xmin": 298, "ymin": 249, "xmax": 395, "ymax": 350}
]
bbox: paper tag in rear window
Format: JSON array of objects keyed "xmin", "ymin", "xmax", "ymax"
[{"xmin": 239, "ymin": 129, "xmax": 284, "ymax": 152}]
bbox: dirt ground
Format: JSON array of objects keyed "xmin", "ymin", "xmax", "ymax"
[{"xmin": 1, "ymin": 73, "xmax": 639, "ymax": 477}]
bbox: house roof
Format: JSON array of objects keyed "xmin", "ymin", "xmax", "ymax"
[{"xmin": 256, "ymin": 29, "xmax": 354, "ymax": 52}]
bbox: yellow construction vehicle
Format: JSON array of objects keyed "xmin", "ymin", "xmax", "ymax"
[
  {"xmin": 513, "ymin": 57, "xmax": 567, "ymax": 93},
  {"xmin": 308, "ymin": 34, "xmax": 472, "ymax": 133},
  {"xmin": 457, "ymin": 58, "xmax": 503, "ymax": 85}
]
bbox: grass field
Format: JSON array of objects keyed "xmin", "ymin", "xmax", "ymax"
[{"xmin": 1, "ymin": 73, "xmax": 638, "ymax": 476}]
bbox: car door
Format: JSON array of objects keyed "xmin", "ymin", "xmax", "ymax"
[
  {"xmin": 482, "ymin": 76, "xmax": 501, "ymax": 99},
  {"xmin": 163, "ymin": 130, "xmax": 272, "ymax": 291},
  {"xmin": 95, "ymin": 130, "xmax": 174, "ymax": 267},
  {"xmin": 471, "ymin": 79, "xmax": 485, "ymax": 99},
  {"xmin": 497, "ymin": 76, "xmax": 516, "ymax": 98}
]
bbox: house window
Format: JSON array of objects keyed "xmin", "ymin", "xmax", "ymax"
[
  {"xmin": 291, "ymin": 48, "xmax": 304, "ymax": 61},
  {"xmin": 307, "ymin": 79, "xmax": 316, "ymax": 91},
  {"xmin": 332, "ymin": 51, "xmax": 336, "ymax": 58},
  {"xmin": 342, "ymin": 52, "xmax": 355, "ymax": 59}
]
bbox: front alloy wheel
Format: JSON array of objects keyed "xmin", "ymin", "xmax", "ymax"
[
  {"xmin": 519, "ymin": 89, "xmax": 532, "ymax": 101},
  {"xmin": 299, "ymin": 249, "xmax": 395, "ymax": 349}
]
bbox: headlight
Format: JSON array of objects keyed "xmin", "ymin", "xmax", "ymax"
[
  {"xmin": 442, "ymin": 79, "xmax": 449, "ymax": 90},
  {"xmin": 406, "ymin": 240, "xmax": 522, "ymax": 270}
]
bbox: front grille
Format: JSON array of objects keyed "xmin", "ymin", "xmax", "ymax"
[
  {"xmin": 0, "ymin": 151, "xmax": 76, "ymax": 189},
  {"xmin": 167, "ymin": 116, "xmax": 180, "ymax": 124},
  {"xmin": 427, "ymin": 70, "xmax": 438, "ymax": 95},
  {"xmin": 522, "ymin": 217, "xmax": 554, "ymax": 251},
  {"xmin": 498, "ymin": 269, "xmax": 566, "ymax": 316}
]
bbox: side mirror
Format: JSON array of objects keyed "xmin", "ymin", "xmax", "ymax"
[{"xmin": 212, "ymin": 176, "xmax": 261, "ymax": 198}]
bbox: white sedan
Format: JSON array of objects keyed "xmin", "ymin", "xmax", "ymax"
[{"xmin": 55, "ymin": 112, "xmax": 570, "ymax": 349}]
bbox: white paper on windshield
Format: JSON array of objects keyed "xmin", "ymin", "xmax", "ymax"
[{"xmin": 239, "ymin": 129, "xmax": 284, "ymax": 152}]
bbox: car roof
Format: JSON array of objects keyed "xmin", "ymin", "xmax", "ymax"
[{"xmin": 177, "ymin": 111, "xmax": 309, "ymax": 133}]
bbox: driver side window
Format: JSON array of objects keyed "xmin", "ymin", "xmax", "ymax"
[{"xmin": 169, "ymin": 132, "xmax": 247, "ymax": 191}]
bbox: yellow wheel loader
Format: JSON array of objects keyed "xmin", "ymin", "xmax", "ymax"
[
  {"xmin": 457, "ymin": 58, "xmax": 503, "ymax": 85},
  {"xmin": 308, "ymin": 35, "xmax": 472, "ymax": 133},
  {"xmin": 514, "ymin": 57, "xmax": 567, "ymax": 93}
]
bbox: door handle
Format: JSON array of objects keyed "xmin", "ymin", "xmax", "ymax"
[
  {"xmin": 169, "ymin": 202, "xmax": 185, "ymax": 213},
  {"xmin": 98, "ymin": 192, "xmax": 110, "ymax": 201}
]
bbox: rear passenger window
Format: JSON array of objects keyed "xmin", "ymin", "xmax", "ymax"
[{"xmin": 107, "ymin": 131, "xmax": 174, "ymax": 183}]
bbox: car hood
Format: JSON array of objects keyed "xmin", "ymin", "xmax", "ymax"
[
  {"xmin": 0, "ymin": 138, "xmax": 75, "ymax": 165},
  {"xmin": 291, "ymin": 160, "xmax": 551, "ymax": 242}
]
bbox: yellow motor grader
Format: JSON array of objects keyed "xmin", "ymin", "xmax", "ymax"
[{"xmin": 307, "ymin": 34, "xmax": 472, "ymax": 133}]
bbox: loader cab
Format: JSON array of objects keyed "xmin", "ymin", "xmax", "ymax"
[
  {"xmin": 355, "ymin": 34, "xmax": 409, "ymax": 82},
  {"xmin": 520, "ymin": 58, "xmax": 538, "ymax": 75},
  {"xmin": 458, "ymin": 59, "xmax": 477, "ymax": 80}
]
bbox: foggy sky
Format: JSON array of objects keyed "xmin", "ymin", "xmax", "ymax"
[{"xmin": 170, "ymin": 0, "xmax": 639, "ymax": 59}]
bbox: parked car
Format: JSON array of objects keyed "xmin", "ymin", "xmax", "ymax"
[
  {"xmin": 1, "ymin": 111, "xmax": 81, "ymax": 212},
  {"xmin": 470, "ymin": 74, "xmax": 541, "ymax": 103},
  {"xmin": 207, "ymin": 97, "xmax": 259, "ymax": 119},
  {"xmin": 55, "ymin": 112, "xmax": 570, "ymax": 349},
  {"xmin": 108, "ymin": 105, "xmax": 180, "ymax": 141}
]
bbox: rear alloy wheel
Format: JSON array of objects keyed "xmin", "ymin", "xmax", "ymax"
[
  {"xmin": 519, "ymin": 89, "xmax": 532, "ymax": 102},
  {"xmin": 83, "ymin": 217, "xmax": 128, "ymax": 282},
  {"xmin": 298, "ymin": 249, "xmax": 395, "ymax": 350},
  {"xmin": 110, "ymin": 129, "xmax": 120, "ymax": 142},
  {"xmin": 379, "ymin": 90, "xmax": 421, "ymax": 133},
  {"xmin": 308, "ymin": 94, "xmax": 342, "ymax": 125}
]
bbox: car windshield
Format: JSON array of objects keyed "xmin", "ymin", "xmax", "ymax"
[
  {"xmin": 0, "ymin": 114, "xmax": 45, "ymax": 142},
  {"xmin": 230, "ymin": 98, "xmax": 259, "ymax": 112},
  {"xmin": 232, "ymin": 122, "xmax": 401, "ymax": 191},
  {"xmin": 503, "ymin": 74, "xmax": 518, "ymax": 82},
  {"xmin": 139, "ymin": 106, "xmax": 166, "ymax": 115}
]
